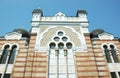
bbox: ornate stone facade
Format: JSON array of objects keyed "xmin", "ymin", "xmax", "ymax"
[{"xmin": 0, "ymin": 9, "xmax": 120, "ymax": 78}]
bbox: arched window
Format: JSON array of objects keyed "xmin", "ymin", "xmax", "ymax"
[
  {"xmin": 103, "ymin": 45, "xmax": 112, "ymax": 63},
  {"xmin": 8, "ymin": 45, "xmax": 17, "ymax": 64},
  {"xmin": 0, "ymin": 45, "xmax": 10, "ymax": 64},
  {"xmin": 48, "ymin": 31, "xmax": 76, "ymax": 78},
  {"xmin": 110, "ymin": 45, "xmax": 119, "ymax": 63}
]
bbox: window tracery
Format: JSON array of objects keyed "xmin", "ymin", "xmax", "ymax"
[
  {"xmin": 48, "ymin": 31, "xmax": 76, "ymax": 78},
  {"xmin": 0, "ymin": 44, "xmax": 18, "ymax": 78},
  {"xmin": 102, "ymin": 44, "xmax": 119, "ymax": 63}
]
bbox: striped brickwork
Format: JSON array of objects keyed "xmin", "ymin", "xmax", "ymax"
[
  {"xmin": 0, "ymin": 38, "xmax": 28, "ymax": 78},
  {"xmin": 11, "ymin": 33, "xmax": 47, "ymax": 78},
  {"xmin": 11, "ymin": 43, "xmax": 28, "ymax": 78},
  {"xmin": 24, "ymin": 33, "xmax": 47, "ymax": 78},
  {"xmin": 91, "ymin": 38, "xmax": 120, "ymax": 78},
  {"xmin": 75, "ymin": 33, "xmax": 99, "ymax": 78},
  {"xmin": 1, "ymin": 33, "xmax": 120, "ymax": 78}
]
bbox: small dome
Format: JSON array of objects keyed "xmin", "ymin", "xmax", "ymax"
[
  {"xmin": 76, "ymin": 10, "xmax": 87, "ymax": 16},
  {"xmin": 32, "ymin": 9, "xmax": 43, "ymax": 16},
  {"xmin": 90, "ymin": 29, "xmax": 104, "ymax": 38},
  {"xmin": 13, "ymin": 28, "xmax": 30, "ymax": 38},
  {"xmin": 33, "ymin": 9, "xmax": 42, "ymax": 13},
  {"xmin": 77, "ymin": 10, "xmax": 87, "ymax": 14}
]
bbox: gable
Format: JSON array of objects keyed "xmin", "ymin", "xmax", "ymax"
[
  {"xmin": 5, "ymin": 32, "xmax": 22, "ymax": 40},
  {"xmin": 98, "ymin": 32, "xmax": 114, "ymax": 40}
]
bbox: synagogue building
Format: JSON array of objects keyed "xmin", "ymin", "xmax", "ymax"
[{"xmin": 0, "ymin": 9, "xmax": 120, "ymax": 78}]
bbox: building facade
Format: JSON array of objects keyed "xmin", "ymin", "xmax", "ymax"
[{"xmin": 0, "ymin": 9, "xmax": 120, "ymax": 78}]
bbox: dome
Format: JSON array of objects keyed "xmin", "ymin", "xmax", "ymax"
[
  {"xmin": 33, "ymin": 9, "xmax": 42, "ymax": 13},
  {"xmin": 90, "ymin": 29, "xmax": 104, "ymax": 38},
  {"xmin": 32, "ymin": 9, "xmax": 43, "ymax": 16},
  {"xmin": 76, "ymin": 10, "xmax": 87, "ymax": 17},
  {"xmin": 77, "ymin": 10, "xmax": 87, "ymax": 14},
  {"xmin": 13, "ymin": 28, "xmax": 30, "ymax": 38}
]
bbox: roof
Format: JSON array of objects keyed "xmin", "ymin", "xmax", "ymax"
[{"xmin": 90, "ymin": 29, "xmax": 104, "ymax": 38}]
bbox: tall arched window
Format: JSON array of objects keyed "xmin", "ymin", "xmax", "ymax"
[
  {"xmin": 0, "ymin": 45, "xmax": 10, "ymax": 64},
  {"xmin": 110, "ymin": 45, "xmax": 119, "ymax": 63},
  {"xmin": 48, "ymin": 42, "xmax": 76, "ymax": 78},
  {"xmin": 8, "ymin": 45, "xmax": 17, "ymax": 64},
  {"xmin": 48, "ymin": 31, "xmax": 76, "ymax": 78},
  {"xmin": 103, "ymin": 45, "xmax": 112, "ymax": 63}
]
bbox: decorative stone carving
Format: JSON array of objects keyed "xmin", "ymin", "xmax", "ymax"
[
  {"xmin": 98, "ymin": 32, "xmax": 114, "ymax": 40},
  {"xmin": 5, "ymin": 32, "xmax": 22, "ymax": 40}
]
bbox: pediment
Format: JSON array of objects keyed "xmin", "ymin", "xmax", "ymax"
[
  {"xmin": 55, "ymin": 12, "xmax": 65, "ymax": 17},
  {"xmin": 5, "ymin": 32, "xmax": 22, "ymax": 40},
  {"xmin": 98, "ymin": 32, "xmax": 114, "ymax": 40}
]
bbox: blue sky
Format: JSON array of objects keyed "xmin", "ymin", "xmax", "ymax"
[{"xmin": 0, "ymin": 0, "xmax": 120, "ymax": 37}]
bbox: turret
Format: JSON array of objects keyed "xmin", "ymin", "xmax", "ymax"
[
  {"xmin": 31, "ymin": 9, "xmax": 43, "ymax": 33},
  {"xmin": 77, "ymin": 10, "xmax": 89, "ymax": 33},
  {"xmin": 32, "ymin": 9, "xmax": 43, "ymax": 21},
  {"xmin": 76, "ymin": 10, "xmax": 87, "ymax": 18}
]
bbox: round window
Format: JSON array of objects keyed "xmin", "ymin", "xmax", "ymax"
[
  {"xmin": 49, "ymin": 43, "xmax": 56, "ymax": 49},
  {"xmin": 58, "ymin": 31, "xmax": 64, "ymax": 36},
  {"xmin": 54, "ymin": 37, "xmax": 60, "ymax": 42},
  {"xmin": 66, "ymin": 42, "xmax": 72, "ymax": 49},
  {"xmin": 62, "ymin": 37, "xmax": 68, "ymax": 42},
  {"xmin": 58, "ymin": 43, "xmax": 64, "ymax": 49}
]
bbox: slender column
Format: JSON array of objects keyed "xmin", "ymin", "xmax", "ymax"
[
  {"xmin": 109, "ymin": 50, "xmax": 114, "ymax": 63},
  {"xmin": 116, "ymin": 50, "xmax": 120, "ymax": 62},
  {"xmin": 115, "ymin": 72, "xmax": 119, "ymax": 78},
  {"xmin": 104, "ymin": 49, "xmax": 112, "ymax": 63},
  {"xmin": 55, "ymin": 49, "xmax": 59, "ymax": 78},
  {"xmin": 64, "ymin": 49, "xmax": 68, "ymax": 78}
]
